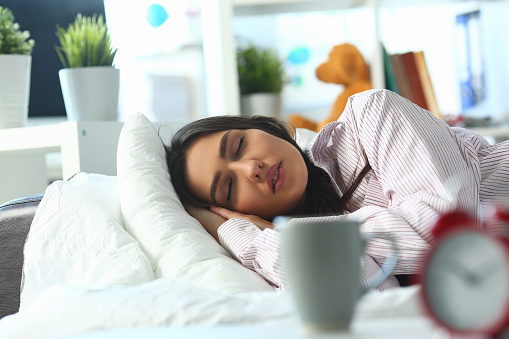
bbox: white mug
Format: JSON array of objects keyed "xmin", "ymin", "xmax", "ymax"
[{"xmin": 275, "ymin": 217, "xmax": 398, "ymax": 333}]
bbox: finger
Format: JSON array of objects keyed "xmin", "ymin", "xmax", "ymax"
[
  {"xmin": 209, "ymin": 206, "xmax": 232, "ymax": 218},
  {"xmin": 210, "ymin": 206, "xmax": 243, "ymax": 220}
]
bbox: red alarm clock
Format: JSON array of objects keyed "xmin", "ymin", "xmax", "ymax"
[{"xmin": 420, "ymin": 209, "xmax": 509, "ymax": 336}]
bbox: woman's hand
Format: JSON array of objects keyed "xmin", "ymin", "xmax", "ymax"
[
  {"xmin": 183, "ymin": 203, "xmax": 227, "ymax": 242},
  {"xmin": 209, "ymin": 206, "xmax": 274, "ymax": 231}
]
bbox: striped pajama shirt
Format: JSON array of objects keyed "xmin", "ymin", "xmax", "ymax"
[{"xmin": 217, "ymin": 89, "xmax": 509, "ymax": 291}]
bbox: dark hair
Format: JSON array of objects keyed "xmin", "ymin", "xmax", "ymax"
[{"xmin": 164, "ymin": 115, "xmax": 369, "ymax": 218}]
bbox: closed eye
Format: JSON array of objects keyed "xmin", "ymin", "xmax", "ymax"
[
  {"xmin": 227, "ymin": 178, "xmax": 232, "ymax": 202},
  {"xmin": 235, "ymin": 136, "xmax": 245, "ymax": 158},
  {"xmin": 228, "ymin": 136, "xmax": 244, "ymax": 202}
]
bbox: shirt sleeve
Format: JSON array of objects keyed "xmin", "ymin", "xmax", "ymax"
[
  {"xmin": 217, "ymin": 217, "xmax": 400, "ymax": 291},
  {"xmin": 217, "ymin": 218, "xmax": 288, "ymax": 290}
]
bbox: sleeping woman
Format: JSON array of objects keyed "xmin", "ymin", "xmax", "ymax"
[{"xmin": 164, "ymin": 89, "xmax": 509, "ymax": 291}]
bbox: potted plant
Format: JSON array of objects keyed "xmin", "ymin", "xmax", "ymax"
[
  {"xmin": 0, "ymin": 6, "xmax": 34, "ymax": 129},
  {"xmin": 237, "ymin": 44, "xmax": 285, "ymax": 118},
  {"xmin": 56, "ymin": 14, "xmax": 118, "ymax": 122}
]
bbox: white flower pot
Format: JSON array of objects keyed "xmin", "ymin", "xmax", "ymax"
[
  {"xmin": 240, "ymin": 93, "xmax": 282, "ymax": 119},
  {"xmin": 59, "ymin": 67, "xmax": 120, "ymax": 122},
  {"xmin": 0, "ymin": 55, "xmax": 31, "ymax": 129}
]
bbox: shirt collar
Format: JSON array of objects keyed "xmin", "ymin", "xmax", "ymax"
[{"xmin": 305, "ymin": 121, "xmax": 341, "ymax": 166}]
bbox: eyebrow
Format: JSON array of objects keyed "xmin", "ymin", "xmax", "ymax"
[
  {"xmin": 210, "ymin": 130, "xmax": 231, "ymax": 203},
  {"xmin": 219, "ymin": 130, "xmax": 231, "ymax": 159}
]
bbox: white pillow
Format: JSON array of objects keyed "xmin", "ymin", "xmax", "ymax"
[
  {"xmin": 117, "ymin": 113, "xmax": 273, "ymax": 292},
  {"xmin": 294, "ymin": 127, "xmax": 318, "ymax": 150}
]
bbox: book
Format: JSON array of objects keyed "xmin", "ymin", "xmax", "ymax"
[
  {"xmin": 401, "ymin": 51, "xmax": 428, "ymax": 110},
  {"xmin": 390, "ymin": 53, "xmax": 414, "ymax": 103},
  {"xmin": 382, "ymin": 45, "xmax": 398, "ymax": 94},
  {"xmin": 414, "ymin": 51, "xmax": 441, "ymax": 119}
]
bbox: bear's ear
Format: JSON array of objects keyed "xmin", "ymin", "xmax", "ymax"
[
  {"xmin": 343, "ymin": 56, "xmax": 362, "ymax": 81},
  {"xmin": 330, "ymin": 45, "xmax": 353, "ymax": 83},
  {"xmin": 329, "ymin": 45, "xmax": 345, "ymax": 65},
  {"xmin": 339, "ymin": 45, "xmax": 368, "ymax": 83}
]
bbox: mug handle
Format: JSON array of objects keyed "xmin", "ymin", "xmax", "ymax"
[{"xmin": 360, "ymin": 232, "xmax": 399, "ymax": 291}]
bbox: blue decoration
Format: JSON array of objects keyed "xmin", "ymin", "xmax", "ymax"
[
  {"xmin": 292, "ymin": 75, "xmax": 304, "ymax": 87},
  {"xmin": 288, "ymin": 47, "xmax": 310, "ymax": 64},
  {"xmin": 146, "ymin": 4, "xmax": 169, "ymax": 28}
]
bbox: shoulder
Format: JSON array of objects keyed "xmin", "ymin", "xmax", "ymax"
[
  {"xmin": 345, "ymin": 89, "xmax": 401, "ymax": 111},
  {"xmin": 349, "ymin": 89, "xmax": 397, "ymax": 100}
]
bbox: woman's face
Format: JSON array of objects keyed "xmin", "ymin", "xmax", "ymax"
[{"xmin": 185, "ymin": 129, "xmax": 308, "ymax": 220}]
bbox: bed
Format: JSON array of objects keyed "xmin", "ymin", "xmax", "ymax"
[{"xmin": 0, "ymin": 113, "xmax": 438, "ymax": 338}]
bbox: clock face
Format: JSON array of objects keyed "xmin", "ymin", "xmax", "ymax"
[{"xmin": 424, "ymin": 230, "xmax": 509, "ymax": 333}]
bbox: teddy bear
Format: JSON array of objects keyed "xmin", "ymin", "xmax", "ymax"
[{"xmin": 288, "ymin": 43, "xmax": 372, "ymax": 132}]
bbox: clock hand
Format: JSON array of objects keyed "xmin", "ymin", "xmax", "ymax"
[
  {"xmin": 445, "ymin": 257, "xmax": 480, "ymax": 285},
  {"xmin": 473, "ymin": 259, "xmax": 499, "ymax": 285}
]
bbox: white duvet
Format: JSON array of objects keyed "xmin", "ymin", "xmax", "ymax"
[{"xmin": 0, "ymin": 173, "xmax": 425, "ymax": 339}]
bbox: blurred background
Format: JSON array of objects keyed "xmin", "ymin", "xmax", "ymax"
[{"xmin": 4, "ymin": 0, "xmax": 509, "ymax": 125}]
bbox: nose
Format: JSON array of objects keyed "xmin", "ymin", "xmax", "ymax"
[{"xmin": 230, "ymin": 159, "xmax": 264, "ymax": 183}]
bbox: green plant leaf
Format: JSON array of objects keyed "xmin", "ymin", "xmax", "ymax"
[
  {"xmin": 0, "ymin": 6, "xmax": 35, "ymax": 55},
  {"xmin": 54, "ymin": 13, "xmax": 117, "ymax": 68},
  {"xmin": 237, "ymin": 44, "xmax": 285, "ymax": 95}
]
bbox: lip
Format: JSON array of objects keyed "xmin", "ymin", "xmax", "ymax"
[{"xmin": 266, "ymin": 161, "xmax": 284, "ymax": 193}]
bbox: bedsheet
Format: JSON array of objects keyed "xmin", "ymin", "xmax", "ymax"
[{"xmin": 0, "ymin": 279, "xmax": 424, "ymax": 339}]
